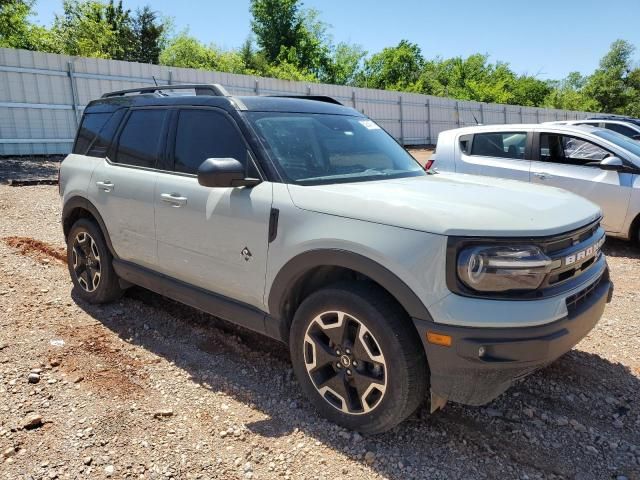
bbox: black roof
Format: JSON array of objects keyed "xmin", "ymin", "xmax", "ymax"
[{"xmin": 85, "ymin": 84, "xmax": 361, "ymax": 117}]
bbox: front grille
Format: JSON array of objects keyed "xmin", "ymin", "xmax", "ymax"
[
  {"xmin": 566, "ymin": 273, "xmax": 604, "ymax": 313},
  {"xmin": 538, "ymin": 219, "xmax": 605, "ymax": 291}
]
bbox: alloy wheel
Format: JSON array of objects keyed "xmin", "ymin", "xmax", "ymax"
[
  {"xmin": 71, "ymin": 231, "xmax": 101, "ymax": 292},
  {"xmin": 303, "ymin": 311, "xmax": 387, "ymax": 415}
]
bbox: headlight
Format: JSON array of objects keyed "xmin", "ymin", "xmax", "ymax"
[{"xmin": 457, "ymin": 245, "xmax": 552, "ymax": 292}]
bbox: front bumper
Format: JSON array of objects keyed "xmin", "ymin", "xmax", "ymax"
[{"xmin": 412, "ymin": 270, "xmax": 612, "ymax": 406}]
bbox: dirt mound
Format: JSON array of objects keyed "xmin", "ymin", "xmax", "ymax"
[{"xmin": 3, "ymin": 236, "xmax": 66, "ymax": 263}]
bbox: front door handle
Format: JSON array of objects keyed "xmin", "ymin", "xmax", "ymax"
[
  {"xmin": 160, "ymin": 193, "xmax": 188, "ymax": 207},
  {"xmin": 533, "ymin": 172, "xmax": 553, "ymax": 180},
  {"xmin": 96, "ymin": 181, "xmax": 114, "ymax": 192}
]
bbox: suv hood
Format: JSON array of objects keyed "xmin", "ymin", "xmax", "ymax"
[{"xmin": 287, "ymin": 173, "xmax": 601, "ymax": 237}]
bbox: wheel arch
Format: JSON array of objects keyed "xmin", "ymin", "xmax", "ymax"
[
  {"xmin": 62, "ymin": 196, "xmax": 117, "ymax": 258},
  {"xmin": 266, "ymin": 249, "xmax": 433, "ymax": 341}
]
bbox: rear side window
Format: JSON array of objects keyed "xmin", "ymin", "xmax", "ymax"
[
  {"xmin": 173, "ymin": 109, "xmax": 246, "ymax": 174},
  {"xmin": 115, "ymin": 109, "xmax": 167, "ymax": 168},
  {"xmin": 73, "ymin": 113, "xmax": 112, "ymax": 155},
  {"xmin": 459, "ymin": 134, "xmax": 472, "ymax": 154},
  {"xmin": 471, "ymin": 132, "xmax": 527, "ymax": 159}
]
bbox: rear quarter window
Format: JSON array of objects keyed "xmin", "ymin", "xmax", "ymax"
[
  {"xmin": 72, "ymin": 110, "xmax": 125, "ymax": 158},
  {"xmin": 73, "ymin": 113, "xmax": 112, "ymax": 155}
]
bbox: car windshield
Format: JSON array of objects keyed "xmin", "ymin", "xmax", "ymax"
[
  {"xmin": 245, "ymin": 112, "xmax": 425, "ymax": 185},
  {"xmin": 592, "ymin": 129, "xmax": 640, "ymax": 161}
]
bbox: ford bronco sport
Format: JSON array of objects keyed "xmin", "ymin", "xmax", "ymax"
[{"xmin": 59, "ymin": 84, "xmax": 612, "ymax": 434}]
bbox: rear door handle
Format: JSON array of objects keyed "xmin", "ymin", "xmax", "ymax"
[
  {"xmin": 96, "ymin": 181, "xmax": 114, "ymax": 191},
  {"xmin": 533, "ymin": 172, "xmax": 553, "ymax": 180},
  {"xmin": 160, "ymin": 193, "xmax": 188, "ymax": 207}
]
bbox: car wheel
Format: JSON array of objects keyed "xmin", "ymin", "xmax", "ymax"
[
  {"xmin": 290, "ymin": 282, "xmax": 428, "ymax": 434},
  {"xmin": 67, "ymin": 218, "xmax": 123, "ymax": 304}
]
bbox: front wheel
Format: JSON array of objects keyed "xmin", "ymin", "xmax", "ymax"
[{"xmin": 289, "ymin": 283, "xmax": 428, "ymax": 434}]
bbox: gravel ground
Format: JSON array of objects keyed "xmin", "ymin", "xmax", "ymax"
[{"xmin": 0, "ymin": 162, "xmax": 639, "ymax": 480}]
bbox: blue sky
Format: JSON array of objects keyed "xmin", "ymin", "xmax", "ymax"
[{"xmin": 33, "ymin": 0, "xmax": 640, "ymax": 80}]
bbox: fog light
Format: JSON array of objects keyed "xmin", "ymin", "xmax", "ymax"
[{"xmin": 426, "ymin": 331, "xmax": 452, "ymax": 347}]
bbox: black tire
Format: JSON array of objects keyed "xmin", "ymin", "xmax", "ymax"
[
  {"xmin": 290, "ymin": 282, "xmax": 428, "ymax": 434},
  {"xmin": 66, "ymin": 218, "xmax": 123, "ymax": 304}
]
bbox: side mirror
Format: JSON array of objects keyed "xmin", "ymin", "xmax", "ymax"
[
  {"xmin": 197, "ymin": 158, "xmax": 261, "ymax": 188},
  {"xmin": 598, "ymin": 156, "xmax": 624, "ymax": 171}
]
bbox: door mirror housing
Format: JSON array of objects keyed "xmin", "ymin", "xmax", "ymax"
[
  {"xmin": 197, "ymin": 158, "xmax": 261, "ymax": 188},
  {"xmin": 598, "ymin": 156, "xmax": 624, "ymax": 171}
]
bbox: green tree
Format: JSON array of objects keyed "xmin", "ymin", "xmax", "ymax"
[
  {"xmin": 584, "ymin": 39, "xmax": 636, "ymax": 114},
  {"xmin": 544, "ymin": 72, "xmax": 598, "ymax": 111},
  {"xmin": 0, "ymin": 0, "xmax": 58, "ymax": 51},
  {"xmin": 159, "ymin": 32, "xmax": 245, "ymax": 73},
  {"xmin": 250, "ymin": 0, "xmax": 330, "ymax": 76},
  {"xmin": 250, "ymin": 0, "xmax": 303, "ymax": 63},
  {"xmin": 322, "ymin": 42, "xmax": 366, "ymax": 85},
  {"xmin": 358, "ymin": 40, "xmax": 424, "ymax": 90},
  {"xmin": 53, "ymin": 0, "xmax": 118, "ymax": 58},
  {"xmin": 131, "ymin": 6, "xmax": 167, "ymax": 64}
]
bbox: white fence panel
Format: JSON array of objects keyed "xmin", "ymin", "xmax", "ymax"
[{"xmin": 0, "ymin": 47, "xmax": 598, "ymax": 155}]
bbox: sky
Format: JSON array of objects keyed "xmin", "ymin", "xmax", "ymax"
[{"xmin": 33, "ymin": 0, "xmax": 640, "ymax": 80}]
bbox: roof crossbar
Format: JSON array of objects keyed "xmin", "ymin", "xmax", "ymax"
[{"xmin": 101, "ymin": 83, "xmax": 230, "ymax": 98}]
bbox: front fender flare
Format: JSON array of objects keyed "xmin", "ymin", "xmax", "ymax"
[{"xmin": 267, "ymin": 249, "xmax": 433, "ymax": 328}]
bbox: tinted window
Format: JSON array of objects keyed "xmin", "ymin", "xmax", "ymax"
[
  {"xmin": 539, "ymin": 134, "xmax": 610, "ymax": 166},
  {"xmin": 73, "ymin": 113, "xmax": 112, "ymax": 155},
  {"xmin": 459, "ymin": 134, "xmax": 472, "ymax": 154},
  {"xmin": 87, "ymin": 109, "xmax": 125, "ymax": 158},
  {"xmin": 115, "ymin": 109, "xmax": 167, "ymax": 168},
  {"xmin": 247, "ymin": 112, "xmax": 424, "ymax": 185},
  {"xmin": 174, "ymin": 109, "xmax": 246, "ymax": 174},
  {"xmin": 592, "ymin": 129, "xmax": 640, "ymax": 159},
  {"xmin": 471, "ymin": 132, "xmax": 527, "ymax": 159},
  {"xmin": 604, "ymin": 123, "xmax": 637, "ymax": 138}
]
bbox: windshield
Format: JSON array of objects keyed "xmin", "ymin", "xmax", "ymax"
[
  {"xmin": 592, "ymin": 129, "xmax": 640, "ymax": 161},
  {"xmin": 245, "ymin": 112, "xmax": 425, "ymax": 185}
]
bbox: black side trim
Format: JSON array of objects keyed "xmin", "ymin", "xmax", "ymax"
[
  {"xmin": 268, "ymin": 208, "xmax": 279, "ymax": 243},
  {"xmin": 268, "ymin": 249, "xmax": 433, "ymax": 323},
  {"xmin": 111, "ymin": 260, "xmax": 284, "ymax": 342},
  {"xmin": 61, "ymin": 196, "xmax": 117, "ymax": 258}
]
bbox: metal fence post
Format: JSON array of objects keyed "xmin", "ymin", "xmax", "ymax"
[
  {"xmin": 168, "ymin": 70, "xmax": 172, "ymax": 85},
  {"xmin": 351, "ymin": 90, "xmax": 356, "ymax": 108},
  {"xmin": 504, "ymin": 105, "xmax": 508, "ymax": 124},
  {"xmin": 399, "ymin": 95, "xmax": 404, "ymax": 146},
  {"xmin": 306, "ymin": 85, "xmax": 311, "ymax": 96},
  {"xmin": 455, "ymin": 101, "xmax": 460, "ymax": 127},
  {"xmin": 254, "ymin": 79, "xmax": 260, "ymax": 95},
  {"xmin": 426, "ymin": 99, "xmax": 432, "ymax": 145},
  {"xmin": 536, "ymin": 109, "xmax": 540, "ymax": 123},
  {"xmin": 519, "ymin": 107, "xmax": 523, "ymax": 123},
  {"xmin": 67, "ymin": 61, "xmax": 80, "ymax": 127},
  {"xmin": 479, "ymin": 103, "xmax": 485, "ymax": 124}
]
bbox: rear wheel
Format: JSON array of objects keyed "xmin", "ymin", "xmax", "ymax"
[
  {"xmin": 67, "ymin": 218, "xmax": 122, "ymax": 304},
  {"xmin": 290, "ymin": 283, "xmax": 428, "ymax": 434}
]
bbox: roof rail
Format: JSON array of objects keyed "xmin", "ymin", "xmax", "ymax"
[
  {"xmin": 101, "ymin": 83, "xmax": 230, "ymax": 98},
  {"xmin": 266, "ymin": 95, "xmax": 343, "ymax": 106}
]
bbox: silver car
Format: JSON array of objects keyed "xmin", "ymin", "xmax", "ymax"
[{"xmin": 434, "ymin": 123, "xmax": 640, "ymax": 242}]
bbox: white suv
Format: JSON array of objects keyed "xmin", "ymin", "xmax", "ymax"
[
  {"xmin": 433, "ymin": 123, "xmax": 640, "ymax": 243},
  {"xmin": 59, "ymin": 85, "xmax": 612, "ymax": 433}
]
